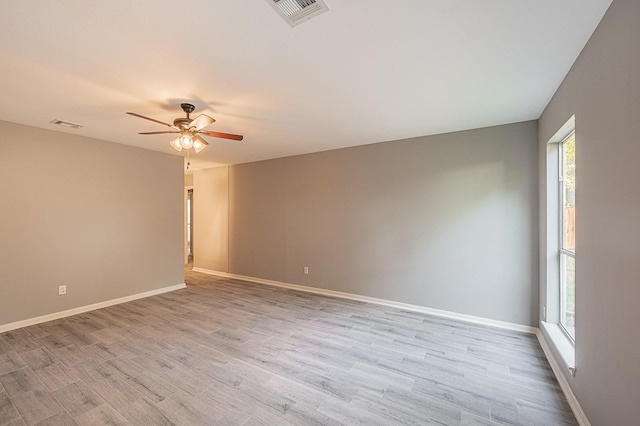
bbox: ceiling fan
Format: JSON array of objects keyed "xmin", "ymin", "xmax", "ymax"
[{"xmin": 127, "ymin": 103, "xmax": 243, "ymax": 153}]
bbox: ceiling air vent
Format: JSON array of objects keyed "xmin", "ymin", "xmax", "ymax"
[
  {"xmin": 268, "ymin": 0, "xmax": 330, "ymax": 27},
  {"xmin": 50, "ymin": 119, "xmax": 84, "ymax": 129}
]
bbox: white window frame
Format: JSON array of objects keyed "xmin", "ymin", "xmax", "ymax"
[
  {"xmin": 558, "ymin": 132, "xmax": 576, "ymax": 342},
  {"xmin": 542, "ymin": 115, "xmax": 576, "ymax": 375}
]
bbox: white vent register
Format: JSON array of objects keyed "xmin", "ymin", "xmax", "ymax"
[
  {"xmin": 49, "ymin": 119, "xmax": 84, "ymax": 129},
  {"xmin": 267, "ymin": 0, "xmax": 330, "ymax": 27}
]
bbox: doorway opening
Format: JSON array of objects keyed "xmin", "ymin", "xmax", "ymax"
[{"xmin": 187, "ymin": 188, "xmax": 194, "ymax": 265}]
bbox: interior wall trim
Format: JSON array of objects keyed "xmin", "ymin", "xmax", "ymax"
[
  {"xmin": 0, "ymin": 283, "xmax": 186, "ymax": 333},
  {"xmin": 192, "ymin": 267, "xmax": 538, "ymax": 334},
  {"xmin": 536, "ymin": 329, "xmax": 591, "ymax": 426}
]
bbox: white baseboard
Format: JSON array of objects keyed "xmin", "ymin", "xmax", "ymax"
[
  {"xmin": 0, "ymin": 283, "xmax": 186, "ymax": 334},
  {"xmin": 191, "ymin": 267, "xmax": 537, "ymax": 334},
  {"xmin": 536, "ymin": 329, "xmax": 591, "ymax": 426}
]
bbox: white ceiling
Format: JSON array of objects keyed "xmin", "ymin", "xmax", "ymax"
[{"xmin": 0, "ymin": 0, "xmax": 612, "ymax": 169}]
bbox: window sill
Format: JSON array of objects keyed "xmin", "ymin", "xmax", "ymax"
[{"xmin": 541, "ymin": 321, "xmax": 576, "ymax": 376}]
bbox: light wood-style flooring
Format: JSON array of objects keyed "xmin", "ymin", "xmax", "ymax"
[{"xmin": 0, "ymin": 270, "xmax": 577, "ymax": 425}]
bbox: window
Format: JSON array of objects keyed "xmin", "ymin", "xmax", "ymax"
[
  {"xmin": 543, "ymin": 116, "xmax": 576, "ymax": 372},
  {"xmin": 559, "ymin": 131, "xmax": 576, "ymax": 340}
]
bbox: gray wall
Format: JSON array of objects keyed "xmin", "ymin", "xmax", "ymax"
[
  {"xmin": 538, "ymin": 1, "xmax": 640, "ymax": 424},
  {"xmin": 0, "ymin": 121, "xmax": 184, "ymax": 326},
  {"xmin": 229, "ymin": 121, "xmax": 539, "ymax": 326}
]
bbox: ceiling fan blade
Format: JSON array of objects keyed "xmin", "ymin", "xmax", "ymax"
[
  {"xmin": 194, "ymin": 134, "xmax": 209, "ymax": 146},
  {"xmin": 198, "ymin": 130, "xmax": 244, "ymax": 141},
  {"xmin": 189, "ymin": 114, "xmax": 215, "ymax": 131},
  {"xmin": 138, "ymin": 131, "xmax": 180, "ymax": 135},
  {"xmin": 127, "ymin": 112, "xmax": 178, "ymax": 129}
]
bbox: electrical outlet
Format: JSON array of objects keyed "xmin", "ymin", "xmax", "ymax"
[
  {"xmin": 303, "ymin": 266, "xmax": 309, "ymax": 275},
  {"xmin": 58, "ymin": 285, "xmax": 67, "ymax": 296}
]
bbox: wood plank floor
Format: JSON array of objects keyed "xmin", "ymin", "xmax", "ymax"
[{"xmin": 0, "ymin": 270, "xmax": 577, "ymax": 425}]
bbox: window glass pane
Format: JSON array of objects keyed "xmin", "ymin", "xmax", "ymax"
[
  {"xmin": 562, "ymin": 133, "xmax": 576, "ymax": 252},
  {"xmin": 561, "ymin": 254, "xmax": 576, "ymax": 339}
]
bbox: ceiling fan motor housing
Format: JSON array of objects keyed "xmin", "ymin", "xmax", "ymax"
[{"xmin": 173, "ymin": 117, "xmax": 192, "ymax": 128}]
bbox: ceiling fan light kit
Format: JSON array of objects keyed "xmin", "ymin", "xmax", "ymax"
[
  {"xmin": 169, "ymin": 137, "xmax": 183, "ymax": 152},
  {"xmin": 171, "ymin": 133, "xmax": 206, "ymax": 153},
  {"xmin": 127, "ymin": 103, "xmax": 243, "ymax": 155},
  {"xmin": 192, "ymin": 137, "xmax": 207, "ymax": 153}
]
